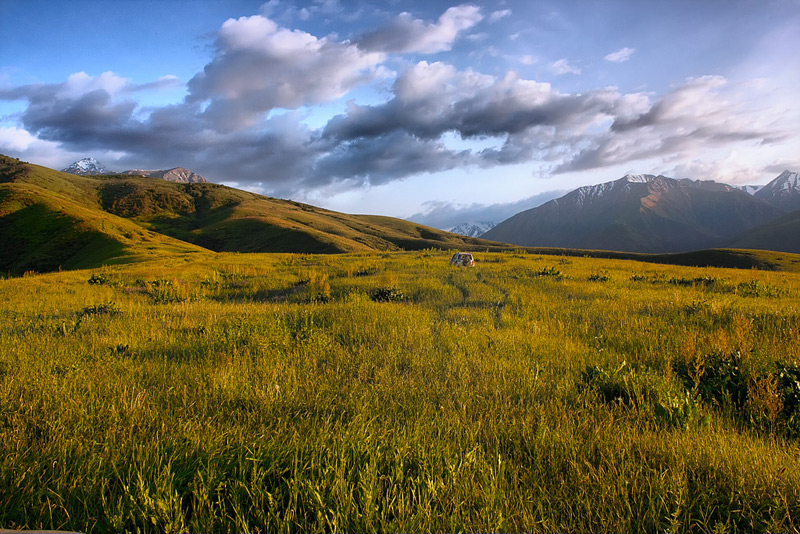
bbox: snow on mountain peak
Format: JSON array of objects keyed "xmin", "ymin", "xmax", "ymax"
[
  {"xmin": 62, "ymin": 157, "xmax": 110, "ymax": 175},
  {"xmin": 622, "ymin": 174, "xmax": 656, "ymax": 183},
  {"xmin": 776, "ymin": 170, "xmax": 800, "ymax": 191},
  {"xmin": 448, "ymin": 221, "xmax": 496, "ymax": 238}
]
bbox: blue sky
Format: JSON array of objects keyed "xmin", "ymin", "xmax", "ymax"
[{"xmin": 1, "ymin": 0, "xmax": 798, "ymax": 228}]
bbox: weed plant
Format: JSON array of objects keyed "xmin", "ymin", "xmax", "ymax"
[{"xmin": 0, "ymin": 251, "xmax": 799, "ymax": 532}]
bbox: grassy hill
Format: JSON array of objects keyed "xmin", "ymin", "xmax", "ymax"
[
  {"xmin": 0, "ymin": 157, "xmax": 209, "ymax": 273},
  {"xmin": 0, "ymin": 155, "xmax": 503, "ymax": 274}
]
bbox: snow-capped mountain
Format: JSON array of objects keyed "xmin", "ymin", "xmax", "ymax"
[
  {"xmin": 736, "ymin": 185, "xmax": 762, "ymax": 195},
  {"xmin": 754, "ymin": 170, "xmax": 800, "ymax": 212},
  {"xmin": 62, "ymin": 157, "xmax": 110, "ymax": 175},
  {"xmin": 483, "ymin": 173, "xmax": 782, "ymax": 253},
  {"xmin": 448, "ymin": 221, "xmax": 496, "ymax": 238},
  {"xmin": 121, "ymin": 167, "xmax": 208, "ymax": 183}
]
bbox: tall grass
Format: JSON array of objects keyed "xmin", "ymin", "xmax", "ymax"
[{"xmin": 1, "ymin": 251, "xmax": 799, "ymax": 532}]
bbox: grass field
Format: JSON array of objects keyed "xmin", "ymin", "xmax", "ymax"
[{"xmin": 1, "ymin": 250, "xmax": 799, "ymax": 532}]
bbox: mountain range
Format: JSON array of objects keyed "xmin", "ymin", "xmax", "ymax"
[
  {"xmin": 483, "ymin": 172, "xmax": 800, "ymax": 253},
  {"xmin": 62, "ymin": 157, "xmax": 208, "ymax": 183},
  {"xmin": 4, "ymin": 154, "xmax": 800, "ymax": 275},
  {"xmin": 448, "ymin": 221, "xmax": 496, "ymax": 238}
]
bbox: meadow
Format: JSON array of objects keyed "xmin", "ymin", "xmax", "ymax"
[{"xmin": 1, "ymin": 250, "xmax": 799, "ymax": 533}]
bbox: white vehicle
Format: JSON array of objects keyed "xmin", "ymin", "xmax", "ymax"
[{"xmin": 449, "ymin": 252, "xmax": 475, "ymax": 267}]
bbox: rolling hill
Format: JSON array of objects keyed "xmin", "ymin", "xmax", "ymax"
[{"xmin": 0, "ymin": 155, "xmax": 503, "ymax": 274}]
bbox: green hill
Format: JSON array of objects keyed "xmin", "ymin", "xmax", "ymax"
[
  {"xmin": 0, "ymin": 155, "xmax": 502, "ymax": 274},
  {"xmin": 0, "ymin": 156, "xmax": 208, "ymax": 274}
]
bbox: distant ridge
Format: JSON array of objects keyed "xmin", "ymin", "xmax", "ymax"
[
  {"xmin": 121, "ymin": 167, "xmax": 208, "ymax": 183},
  {"xmin": 449, "ymin": 221, "xmax": 496, "ymax": 238}
]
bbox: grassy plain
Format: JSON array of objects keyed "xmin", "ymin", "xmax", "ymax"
[{"xmin": 1, "ymin": 250, "xmax": 799, "ymax": 532}]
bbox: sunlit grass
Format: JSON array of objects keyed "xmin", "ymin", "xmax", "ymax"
[{"xmin": 1, "ymin": 250, "xmax": 799, "ymax": 532}]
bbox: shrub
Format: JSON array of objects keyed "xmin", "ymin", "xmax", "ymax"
[
  {"xmin": 371, "ymin": 286, "xmax": 405, "ymax": 302},
  {"xmin": 735, "ymin": 280, "xmax": 786, "ymax": 298},
  {"xmin": 674, "ymin": 350, "xmax": 748, "ymax": 408},
  {"xmin": 534, "ymin": 266, "xmax": 563, "ymax": 279},
  {"xmin": 88, "ymin": 273, "xmax": 109, "ymax": 285},
  {"xmin": 581, "ymin": 363, "xmax": 708, "ymax": 429},
  {"xmin": 81, "ymin": 301, "xmax": 121, "ymax": 316}
]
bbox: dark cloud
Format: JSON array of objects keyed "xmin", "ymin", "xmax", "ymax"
[
  {"xmin": 22, "ymin": 90, "xmax": 136, "ymax": 145},
  {"xmin": 312, "ymin": 131, "xmax": 470, "ymax": 187},
  {"xmin": 324, "ymin": 63, "xmax": 610, "ymax": 141},
  {"xmin": 355, "ymin": 4, "xmax": 483, "ymax": 53}
]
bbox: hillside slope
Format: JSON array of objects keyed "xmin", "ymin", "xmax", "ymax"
[
  {"xmin": 727, "ymin": 209, "xmax": 800, "ymax": 253},
  {"xmin": 0, "ymin": 157, "xmax": 208, "ymax": 273},
  {"xmin": 0, "ymin": 155, "xmax": 503, "ymax": 273}
]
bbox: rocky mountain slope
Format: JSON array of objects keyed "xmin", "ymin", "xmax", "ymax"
[
  {"xmin": 753, "ymin": 170, "xmax": 800, "ymax": 213},
  {"xmin": 120, "ymin": 167, "xmax": 208, "ymax": 183},
  {"xmin": 483, "ymin": 174, "xmax": 784, "ymax": 253}
]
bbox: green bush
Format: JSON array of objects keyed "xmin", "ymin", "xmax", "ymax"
[{"xmin": 370, "ymin": 286, "xmax": 405, "ymax": 302}]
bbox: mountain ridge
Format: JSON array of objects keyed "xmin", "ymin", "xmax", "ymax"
[
  {"xmin": 483, "ymin": 173, "xmax": 786, "ymax": 253},
  {"xmin": 120, "ymin": 167, "xmax": 208, "ymax": 183}
]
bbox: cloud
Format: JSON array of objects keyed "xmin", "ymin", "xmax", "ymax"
[
  {"xmin": 1, "ymin": 9, "xmax": 793, "ymax": 203},
  {"xmin": 604, "ymin": 47, "xmax": 635, "ymax": 63},
  {"xmin": 549, "ymin": 59, "xmax": 581, "ymax": 75},
  {"xmin": 312, "ymin": 131, "xmax": 470, "ymax": 187},
  {"xmin": 355, "ymin": 4, "xmax": 483, "ymax": 53},
  {"xmin": 556, "ymin": 76, "xmax": 782, "ymax": 173},
  {"xmin": 489, "ymin": 9, "xmax": 511, "ymax": 22},
  {"xmin": 186, "ymin": 14, "xmax": 386, "ymax": 130},
  {"xmin": 322, "ymin": 61, "xmax": 616, "ymax": 169}
]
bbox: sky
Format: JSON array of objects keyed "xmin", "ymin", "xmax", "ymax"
[{"xmin": 1, "ymin": 0, "xmax": 799, "ymax": 229}]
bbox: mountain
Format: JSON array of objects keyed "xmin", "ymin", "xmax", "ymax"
[
  {"xmin": 0, "ymin": 154, "xmax": 505, "ymax": 274},
  {"xmin": 728, "ymin": 209, "xmax": 800, "ymax": 253},
  {"xmin": 448, "ymin": 221, "xmax": 496, "ymax": 238},
  {"xmin": 753, "ymin": 170, "xmax": 800, "ymax": 213},
  {"xmin": 62, "ymin": 157, "xmax": 109, "ymax": 175},
  {"xmin": 736, "ymin": 185, "xmax": 762, "ymax": 195},
  {"xmin": 483, "ymin": 174, "xmax": 783, "ymax": 253},
  {"xmin": 121, "ymin": 167, "xmax": 208, "ymax": 183}
]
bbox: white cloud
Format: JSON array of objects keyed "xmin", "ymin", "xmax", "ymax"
[
  {"xmin": 356, "ymin": 4, "xmax": 483, "ymax": 53},
  {"xmin": 604, "ymin": 47, "xmax": 635, "ymax": 63},
  {"xmin": 60, "ymin": 71, "xmax": 129, "ymax": 99},
  {"xmin": 489, "ymin": 9, "xmax": 511, "ymax": 22},
  {"xmin": 186, "ymin": 14, "xmax": 387, "ymax": 130},
  {"xmin": 549, "ymin": 59, "xmax": 581, "ymax": 75}
]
